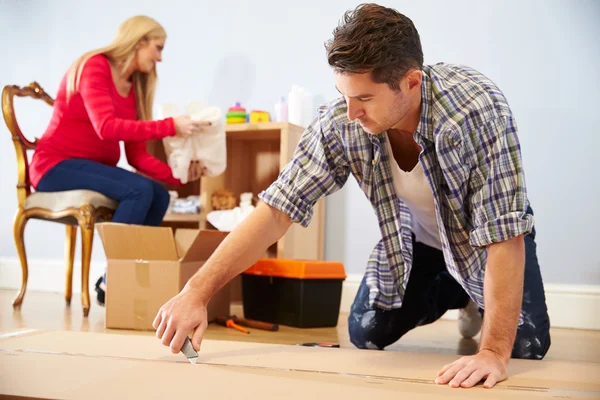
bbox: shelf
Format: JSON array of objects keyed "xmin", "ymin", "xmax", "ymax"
[
  {"xmin": 162, "ymin": 213, "xmax": 206, "ymax": 223},
  {"xmin": 225, "ymin": 122, "xmax": 304, "ymax": 141},
  {"xmin": 225, "ymin": 122, "xmax": 303, "ymax": 132},
  {"xmin": 152, "ymin": 120, "xmax": 324, "ymax": 263}
]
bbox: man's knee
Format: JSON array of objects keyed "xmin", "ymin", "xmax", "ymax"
[
  {"xmin": 348, "ymin": 310, "xmax": 384, "ymax": 350},
  {"xmin": 511, "ymin": 329, "xmax": 551, "ymax": 360}
]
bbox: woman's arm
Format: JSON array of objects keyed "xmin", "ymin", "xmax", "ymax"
[
  {"xmin": 78, "ymin": 55, "xmax": 176, "ymax": 142},
  {"xmin": 124, "ymin": 141, "xmax": 182, "ymax": 187}
]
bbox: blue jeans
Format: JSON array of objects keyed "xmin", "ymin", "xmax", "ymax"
[
  {"xmin": 37, "ymin": 159, "xmax": 170, "ymax": 226},
  {"xmin": 348, "ymin": 207, "xmax": 551, "ymax": 360}
]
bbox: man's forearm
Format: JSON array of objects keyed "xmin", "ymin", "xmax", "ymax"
[
  {"xmin": 185, "ymin": 202, "xmax": 293, "ymax": 303},
  {"xmin": 480, "ymin": 235, "xmax": 525, "ymax": 361}
]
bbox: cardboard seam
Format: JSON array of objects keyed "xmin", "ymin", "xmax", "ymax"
[
  {"xmin": 0, "ymin": 329, "xmax": 40, "ymax": 340},
  {"xmin": 2, "ymin": 347, "xmax": 597, "ymax": 396}
]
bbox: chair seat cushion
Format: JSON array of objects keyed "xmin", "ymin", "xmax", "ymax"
[{"xmin": 25, "ymin": 190, "xmax": 118, "ymax": 212}]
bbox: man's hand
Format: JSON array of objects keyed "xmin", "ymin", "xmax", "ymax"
[
  {"xmin": 153, "ymin": 203, "xmax": 294, "ymax": 355},
  {"xmin": 435, "ymin": 349, "xmax": 507, "ymax": 389},
  {"xmin": 152, "ymin": 286, "xmax": 208, "ymax": 354}
]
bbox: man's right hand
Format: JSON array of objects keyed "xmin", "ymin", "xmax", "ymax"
[
  {"xmin": 152, "ymin": 285, "xmax": 209, "ymax": 354},
  {"xmin": 173, "ymin": 115, "xmax": 211, "ymax": 136},
  {"xmin": 153, "ymin": 203, "xmax": 294, "ymax": 354}
]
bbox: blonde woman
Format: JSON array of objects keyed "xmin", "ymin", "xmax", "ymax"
[{"xmin": 29, "ymin": 16, "xmax": 208, "ymax": 304}]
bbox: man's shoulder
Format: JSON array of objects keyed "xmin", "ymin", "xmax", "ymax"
[
  {"xmin": 317, "ymin": 97, "xmax": 350, "ymax": 130},
  {"xmin": 425, "ymin": 63, "xmax": 514, "ymax": 132},
  {"xmin": 315, "ymin": 97, "xmax": 365, "ymax": 137}
]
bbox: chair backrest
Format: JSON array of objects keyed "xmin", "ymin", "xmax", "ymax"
[{"xmin": 1, "ymin": 82, "xmax": 54, "ymax": 207}]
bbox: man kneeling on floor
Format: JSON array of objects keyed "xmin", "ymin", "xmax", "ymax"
[{"xmin": 152, "ymin": 3, "xmax": 551, "ymax": 389}]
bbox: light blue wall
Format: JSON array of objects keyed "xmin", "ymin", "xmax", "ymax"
[{"xmin": 1, "ymin": 0, "xmax": 598, "ymax": 287}]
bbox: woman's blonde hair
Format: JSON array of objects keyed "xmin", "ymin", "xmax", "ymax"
[{"xmin": 66, "ymin": 15, "xmax": 166, "ymax": 121}]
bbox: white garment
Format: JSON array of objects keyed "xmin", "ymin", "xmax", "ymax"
[
  {"xmin": 384, "ymin": 136, "xmax": 442, "ymax": 250},
  {"xmin": 206, "ymin": 193, "xmax": 255, "ymax": 232},
  {"xmin": 160, "ymin": 105, "xmax": 227, "ymax": 184}
]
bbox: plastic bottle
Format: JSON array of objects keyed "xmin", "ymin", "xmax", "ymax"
[
  {"xmin": 302, "ymin": 89, "xmax": 313, "ymax": 127},
  {"xmin": 288, "ymin": 85, "xmax": 300, "ymax": 125},
  {"xmin": 274, "ymin": 96, "xmax": 288, "ymax": 122}
]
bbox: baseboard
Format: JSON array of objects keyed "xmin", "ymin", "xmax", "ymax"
[
  {"xmin": 0, "ymin": 257, "xmax": 106, "ymax": 295},
  {"xmin": 341, "ymin": 273, "xmax": 600, "ymax": 331},
  {"xmin": 1, "ymin": 259, "xmax": 598, "ymax": 331}
]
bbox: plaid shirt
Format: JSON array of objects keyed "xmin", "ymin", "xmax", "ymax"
[{"xmin": 259, "ymin": 63, "xmax": 534, "ymax": 314}]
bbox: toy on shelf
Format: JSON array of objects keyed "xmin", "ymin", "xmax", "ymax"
[
  {"xmin": 226, "ymin": 102, "xmax": 247, "ymax": 124},
  {"xmin": 211, "ymin": 188, "xmax": 237, "ymax": 210},
  {"xmin": 249, "ymin": 110, "xmax": 270, "ymax": 123},
  {"xmin": 207, "ymin": 192, "xmax": 255, "ymax": 232}
]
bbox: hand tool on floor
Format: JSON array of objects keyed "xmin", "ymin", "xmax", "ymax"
[
  {"xmin": 298, "ymin": 342, "xmax": 340, "ymax": 348},
  {"xmin": 180, "ymin": 336, "xmax": 199, "ymax": 364},
  {"xmin": 215, "ymin": 316, "xmax": 279, "ymax": 333},
  {"xmin": 215, "ymin": 316, "xmax": 250, "ymax": 334}
]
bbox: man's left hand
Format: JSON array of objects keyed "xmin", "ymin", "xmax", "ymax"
[{"xmin": 435, "ymin": 349, "xmax": 507, "ymax": 389}]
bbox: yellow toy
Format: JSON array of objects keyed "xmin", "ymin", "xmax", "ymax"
[{"xmin": 249, "ymin": 110, "xmax": 270, "ymax": 123}]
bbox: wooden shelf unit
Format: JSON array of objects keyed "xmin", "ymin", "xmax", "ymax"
[{"xmin": 149, "ymin": 122, "xmax": 325, "ymax": 262}]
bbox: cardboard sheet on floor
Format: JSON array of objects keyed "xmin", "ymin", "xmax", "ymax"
[{"xmin": 0, "ymin": 330, "xmax": 598, "ymax": 399}]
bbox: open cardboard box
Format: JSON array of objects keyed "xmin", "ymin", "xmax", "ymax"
[{"xmin": 97, "ymin": 223, "xmax": 230, "ymax": 330}]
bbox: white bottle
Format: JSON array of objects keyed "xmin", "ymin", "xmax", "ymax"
[
  {"xmin": 288, "ymin": 85, "xmax": 298, "ymax": 125},
  {"xmin": 302, "ymin": 89, "xmax": 313, "ymax": 127},
  {"xmin": 274, "ymin": 96, "xmax": 288, "ymax": 122}
]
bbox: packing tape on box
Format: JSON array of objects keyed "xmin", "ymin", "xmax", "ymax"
[
  {"xmin": 135, "ymin": 260, "xmax": 150, "ymax": 288},
  {"xmin": 133, "ymin": 299, "xmax": 149, "ymax": 330},
  {"xmin": 134, "ymin": 260, "xmax": 150, "ymax": 329}
]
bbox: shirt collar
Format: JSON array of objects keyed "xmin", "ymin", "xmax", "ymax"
[
  {"xmin": 416, "ymin": 68, "xmax": 434, "ymax": 143},
  {"xmin": 365, "ymin": 68, "xmax": 434, "ymax": 145}
]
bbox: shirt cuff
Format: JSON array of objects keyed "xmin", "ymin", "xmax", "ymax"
[
  {"xmin": 469, "ymin": 211, "xmax": 534, "ymax": 247},
  {"xmin": 258, "ymin": 181, "xmax": 313, "ymax": 227}
]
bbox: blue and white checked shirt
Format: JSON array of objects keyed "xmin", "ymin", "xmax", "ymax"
[{"xmin": 259, "ymin": 63, "xmax": 534, "ymax": 313}]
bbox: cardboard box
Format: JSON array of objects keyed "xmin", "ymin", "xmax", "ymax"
[
  {"xmin": 97, "ymin": 223, "xmax": 230, "ymax": 330},
  {"xmin": 1, "ymin": 329, "xmax": 599, "ymax": 399}
]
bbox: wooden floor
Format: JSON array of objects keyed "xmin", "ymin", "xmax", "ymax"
[{"xmin": 1, "ymin": 289, "xmax": 599, "ymax": 364}]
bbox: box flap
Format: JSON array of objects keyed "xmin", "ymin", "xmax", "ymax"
[
  {"xmin": 173, "ymin": 229, "xmax": 200, "ymax": 259},
  {"xmin": 96, "ymin": 222, "xmax": 178, "ymax": 261},
  {"xmin": 176, "ymin": 229, "xmax": 228, "ymax": 263}
]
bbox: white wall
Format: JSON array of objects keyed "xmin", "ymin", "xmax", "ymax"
[{"xmin": 1, "ymin": 0, "xmax": 598, "ymax": 291}]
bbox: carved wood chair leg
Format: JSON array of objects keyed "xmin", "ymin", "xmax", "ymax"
[
  {"xmin": 65, "ymin": 224, "xmax": 77, "ymax": 306},
  {"xmin": 12, "ymin": 209, "xmax": 29, "ymax": 309},
  {"xmin": 78, "ymin": 205, "xmax": 96, "ymax": 317},
  {"xmin": 80, "ymin": 225, "xmax": 94, "ymax": 317}
]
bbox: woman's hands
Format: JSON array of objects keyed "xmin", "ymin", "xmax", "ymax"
[
  {"xmin": 174, "ymin": 115, "xmax": 211, "ymax": 136},
  {"xmin": 188, "ymin": 160, "xmax": 207, "ymax": 182}
]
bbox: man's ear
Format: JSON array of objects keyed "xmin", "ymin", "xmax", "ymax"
[{"xmin": 404, "ymin": 69, "xmax": 423, "ymax": 93}]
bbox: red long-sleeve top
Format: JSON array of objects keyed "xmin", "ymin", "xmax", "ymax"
[{"xmin": 29, "ymin": 54, "xmax": 181, "ymax": 189}]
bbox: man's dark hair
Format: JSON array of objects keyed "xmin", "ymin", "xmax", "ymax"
[{"xmin": 325, "ymin": 3, "xmax": 424, "ymax": 91}]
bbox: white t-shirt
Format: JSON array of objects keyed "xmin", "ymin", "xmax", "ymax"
[{"xmin": 384, "ymin": 137, "xmax": 442, "ymax": 250}]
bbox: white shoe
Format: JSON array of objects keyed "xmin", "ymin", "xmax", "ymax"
[{"xmin": 458, "ymin": 299, "xmax": 482, "ymax": 339}]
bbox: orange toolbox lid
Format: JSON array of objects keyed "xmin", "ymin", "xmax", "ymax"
[{"xmin": 243, "ymin": 259, "xmax": 346, "ymax": 280}]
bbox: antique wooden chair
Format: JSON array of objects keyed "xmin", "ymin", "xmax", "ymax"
[{"xmin": 2, "ymin": 82, "xmax": 117, "ymax": 316}]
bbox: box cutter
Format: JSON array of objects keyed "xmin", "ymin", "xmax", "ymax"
[{"xmin": 180, "ymin": 337, "xmax": 198, "ymax": 365}]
